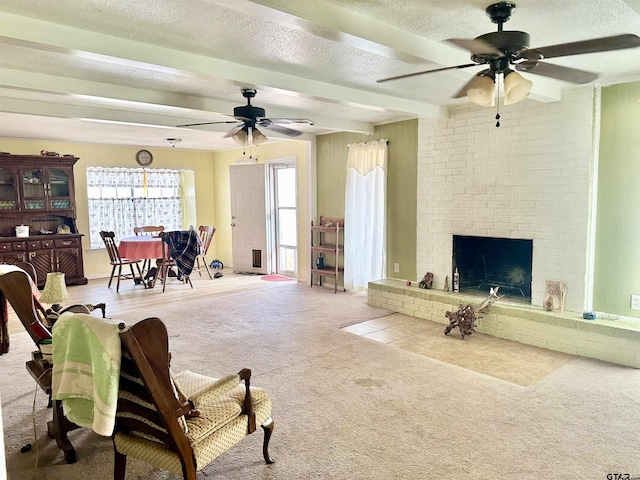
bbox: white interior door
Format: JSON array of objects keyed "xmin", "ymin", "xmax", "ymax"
[{"xmin": 230, "ymin": 164, "xmax": 268, "ymax": 274}]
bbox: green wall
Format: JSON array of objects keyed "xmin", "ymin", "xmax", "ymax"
[
  {"xmin": 593, "ymin": 81, "xmax": 640, "ymax": 318},
  {"xmin": 316, "ymin": 119, "xmax": 417, "ymax": 280}
]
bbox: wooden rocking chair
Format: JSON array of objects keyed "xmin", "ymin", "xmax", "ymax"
[{"xmin": 114, "ymin": 317, "xmax": 274, "ymax": 479}]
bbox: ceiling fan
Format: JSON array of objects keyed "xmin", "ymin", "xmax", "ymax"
[
  {"xmin": 377, "ymin": 2, "xmax": 640, "ymax": 106},
  {"xmin": 177, "ymin": 89, "xmax": 314, "ymax": 145}
]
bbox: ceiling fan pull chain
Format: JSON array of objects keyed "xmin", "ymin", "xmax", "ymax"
[{"xmin": 495, "ymin": 74, "xmax": 501, "ymax": 128}]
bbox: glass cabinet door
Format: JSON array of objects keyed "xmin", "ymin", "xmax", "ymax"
[
  {"xmin": 0, "ymin": 167, "xmax": 17, "ymax": 211},
  {"xmin": 49, "ymin": 168, "xmax": 71, "ymax": 209},
  {"xmin": 21, "ymin": 168, "xmax": 46, "ymax": 210}
]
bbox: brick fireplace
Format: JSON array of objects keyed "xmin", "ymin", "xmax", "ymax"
[
  {"xmin": 415, "ymin": 87, "xmax": 596, "ymax": 313},
  {"xmin": 366, "ymin": 87, "xmax": 640, "ymax": 369}
]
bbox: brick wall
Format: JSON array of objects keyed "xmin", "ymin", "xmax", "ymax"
[{"xmin": 417, "ymin": 87, "xmax": 595, "ymax": 312}]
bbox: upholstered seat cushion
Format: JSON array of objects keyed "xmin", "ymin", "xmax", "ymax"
[
  {"xmin": 115, "ymin": 369, "xmax": 272, "ymax": 475},
  {"xmin": 174, "ymin": 370, "xmax": 270, "ymax": 442}
]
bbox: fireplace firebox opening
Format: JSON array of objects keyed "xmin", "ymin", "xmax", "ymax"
[{"xmin": 453, "ymin": 235, "xmax": 533, "ymax": 302}]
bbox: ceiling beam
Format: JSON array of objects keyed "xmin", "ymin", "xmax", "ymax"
[
  {"xmin": 0, "ymin": 12, "xmax": 446, "ymax": 119},
  {"xmin": 207, "ymin": 0, "xmax": 467, "ymax": 66},
  {"xmin": 234, "ymin": 0, "xmax": 562, "ymax": 102},
  {"xmin": 0, "ymin": 68, "xmax": 375, "ymax": 134},
  {"xmin": 0, "ymin": 96, "xmax": 319, "ymax": 142}
]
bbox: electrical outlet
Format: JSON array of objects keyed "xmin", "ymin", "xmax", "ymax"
[
  {"xmin": 631, "ymin": 295, "xmax": 640, "ymax": 310},
  {"xmin": 394, "ymin": 263, "xmax": 400, "ymax": 273}
]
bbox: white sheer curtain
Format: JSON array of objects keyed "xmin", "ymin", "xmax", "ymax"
[
  {"xmin": 86, "ymin": 167, "xmax": 183, "ymax": 248},
  {"xmin": 344, "ymin": 139, "xmax": 387, "ymax": 291}
]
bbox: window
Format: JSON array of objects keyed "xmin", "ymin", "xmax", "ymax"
[{"xmin": 86, "ymin": 167, "xmax": 184, "ymax": 249}]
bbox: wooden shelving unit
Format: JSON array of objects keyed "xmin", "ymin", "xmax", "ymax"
[{"xmin": 310, "ymin": 216, "xmax": 345, "ymax": 293}]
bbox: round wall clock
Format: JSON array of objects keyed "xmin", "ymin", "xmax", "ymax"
[{"xmin": 136, "ymin": 149, "xmax": 153, "ymax": 166}]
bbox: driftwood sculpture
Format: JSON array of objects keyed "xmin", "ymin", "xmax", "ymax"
[
  {"xmin": 444, "ymin": 288, "xmax": 503, "ymax": 339},
  {"xmin": 419, "ymin": 272, "xmax": 434, "ymax": 289}
]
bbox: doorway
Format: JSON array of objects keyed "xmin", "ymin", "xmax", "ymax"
[
  {"xmin": 269, "ymin": 161, "xmax": 297, "ymax": 277},
  {"xmin": 229, "ymin": 164, "xmax": 268, "ymax": 274}
]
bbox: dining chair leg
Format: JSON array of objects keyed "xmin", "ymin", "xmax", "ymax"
[
  {"xmin": 108, "ymin": 265, "xmax": 116, "ymax": 289},
  {"xmin": 116, "ymin": 265, "xmax": 122, "ymax": 292},
  {"xmin": 161, "ymin": 265, "xmax": 170, "ymax": 293},
  {"xmin": 129, "ymin": 264, "xmax": 136, "ymax": 287},
  {"xmin": 196, "ymin": 258, "xmax": 202, "ymax": 277},
  {"xmin": 202, "ymin": 257, "xmax": 213, "ymax": 279},
  {"xmin": 135, "ymin": 263, "xmax": 147, "ymax": 288}
]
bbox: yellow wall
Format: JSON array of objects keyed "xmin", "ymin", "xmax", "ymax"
[
  {"xmin": 0, "ymin": 139, "xmax": 215, "ymax": 278},
  {"xmin": 211, "ymin": 139, "xmax": 312, "ymax": 282}
]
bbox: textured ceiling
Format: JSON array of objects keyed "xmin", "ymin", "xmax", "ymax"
[{"xmin": 0, "ymin": 0, "xmax": 639, "ymax": 151}]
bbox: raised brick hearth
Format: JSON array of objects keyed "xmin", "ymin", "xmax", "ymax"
[{"xmin": 368, "ymin": 279, "xmax": 640, "ymax": 369}]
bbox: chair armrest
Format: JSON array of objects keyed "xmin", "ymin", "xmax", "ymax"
[
  {"xmin": 187, "ymin": 374, "xmax": 240, "ymax": 407},
  {"xmin": 238, "ymin": 368, "xmax": 256, "ymax": 433},
  {"xmin": 58, "ymin": 304, "xmax": 92, "ymax": 315}
]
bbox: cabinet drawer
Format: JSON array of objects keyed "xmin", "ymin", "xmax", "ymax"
[
  {"xmin": 0, "ymin": 243, "xmax": 10, "ymax": 252},
  {"xmin": 12, "ymin": 241, "xmax": 26, "ymax": 251},
  {"xmin": 55, "ymin": 238, "xmax": 79, "ymax": 248},
  {"xmin": 27, "ymin": 240, "xmax": 42, "ymax": 249},
  {"xmin": 42, "ymin": 239, "xmax": 54, "ymax": 248}
]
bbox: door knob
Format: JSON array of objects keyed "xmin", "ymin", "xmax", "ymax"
[{"xmin": 231, "ymin": 223, "xmax": 236, "ymax": 227}]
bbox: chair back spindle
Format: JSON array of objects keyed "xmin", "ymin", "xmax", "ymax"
[{"xmin": 195, "ymin": 226, "xmax": 216, "ymax": 278}]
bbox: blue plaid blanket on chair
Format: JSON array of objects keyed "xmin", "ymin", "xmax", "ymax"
[{"xmin": 162, "ymin": 230, "xmax": 202, "ymax": 278}]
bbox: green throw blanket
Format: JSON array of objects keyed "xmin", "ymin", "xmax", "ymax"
[{"xmin": 51, "ymin": 313, "xmax": 122, "ymax": 436}]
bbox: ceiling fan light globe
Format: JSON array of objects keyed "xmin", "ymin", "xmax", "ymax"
[
  {"xmin": 252, "ymin": 128, "xmax": 268, "ymax": 145},
  {"xmin": 467, "ymin": 75, "xmax": 496, "ymax": 106},
  {"xmin": 232, "ymin": 128, "xmax": 248, "ymax": 146},
  {"xmin": 503, "ymin": 71, "xmax": 533, "ymax": 105}
]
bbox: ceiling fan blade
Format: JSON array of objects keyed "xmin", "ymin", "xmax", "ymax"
[
  {"xmin": 259, "ymin": 119, "xmax": 303, "ymax": 137},
  {"xmin": 519, "ymin": 34, "xmax": 640, "ymax": 60},
  {"xmin": 447, "ymin": 38, "xmax": 503, "ymax": 57},
  {"xmin": 515, "ymin": 61, "xmax": 598, "ymax": 84},
  {"xmin": 177, "ymin": 120, "xmax": 240, "ymax": 128},
  {"xmin": 223, "ymin": 124, "xmax": 245, "ymax": 138},
  {"xmin": 377, "ymin": 63, "xmax": 477, "ymax": 83},
  {"xmin": 261, "ymin": 118, "xmax": 314, "ymax": 125},
  {"xmin": 451, "ymin": 70, "xmax": 491, "ymax": 98}
]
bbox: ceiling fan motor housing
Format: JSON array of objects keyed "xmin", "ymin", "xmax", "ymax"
[
  {"xmin": 233, "ymin": 104, "xmax": 266, "ymax": 123},
  {"xmin": 471, "ymin": 31, "xmax": 530, "ymax": 66}
]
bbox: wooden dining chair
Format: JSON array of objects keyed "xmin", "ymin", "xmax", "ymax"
[
  {"xmin": 100, "ymin": 231, "xmax": 145, "ymax": 293},
  {"xmin": 134, "ymin": 226, "xmax": 165, "ymax": 273},
  {"xmin": 134, "ymin": 225, "xmax": 165, "ymax": 236},
  {"xmin": 195, "ymin": 225, "xmax": 216, "ymax": 279},
  {"xmin": 157, "ymin": 231, "xmax": 195, "ymax": 292}
]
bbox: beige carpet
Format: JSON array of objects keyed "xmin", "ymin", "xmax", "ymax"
[
  {"xmin": 2, "ymin": 282, "xmax": 640, "ymax": 479},
  {"xmin": 341, "ymin": 313, "xmax": 575, "ymax": 387}
]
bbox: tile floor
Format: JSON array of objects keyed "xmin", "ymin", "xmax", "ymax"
[{"xmin": 341, "ymin": 313, "xmax": 576, "ymax": 386}]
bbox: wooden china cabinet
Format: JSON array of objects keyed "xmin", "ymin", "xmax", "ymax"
[{"xmin": 0, "ymin": 153, "xmax": 87, "ymax": 287}]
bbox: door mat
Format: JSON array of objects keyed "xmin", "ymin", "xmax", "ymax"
[{"xmin": 261, "ymin": 274, "xmax": 295, "ymax": 282}]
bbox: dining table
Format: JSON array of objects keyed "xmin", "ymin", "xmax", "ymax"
[
  {"xmin": 118, "ymin": 236, "xmax": 164, "ymax": 288},
  {"xmin": 118, "ymin": 235, "xmax": 164, "ymax": 260}
]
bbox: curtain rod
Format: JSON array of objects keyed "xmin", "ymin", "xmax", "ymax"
[{"xmin": 347, "ymin": 139, "xmax": 388, "ymax": 148}]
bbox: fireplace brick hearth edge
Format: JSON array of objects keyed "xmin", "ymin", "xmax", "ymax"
[{"xmin": 368, "ymin": 279, "xmax": 640, "ymax": 369}]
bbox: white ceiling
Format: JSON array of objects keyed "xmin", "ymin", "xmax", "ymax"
[{"xmin": 1, "ymin": 0, "xmax": 639, "ymax": 152}]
